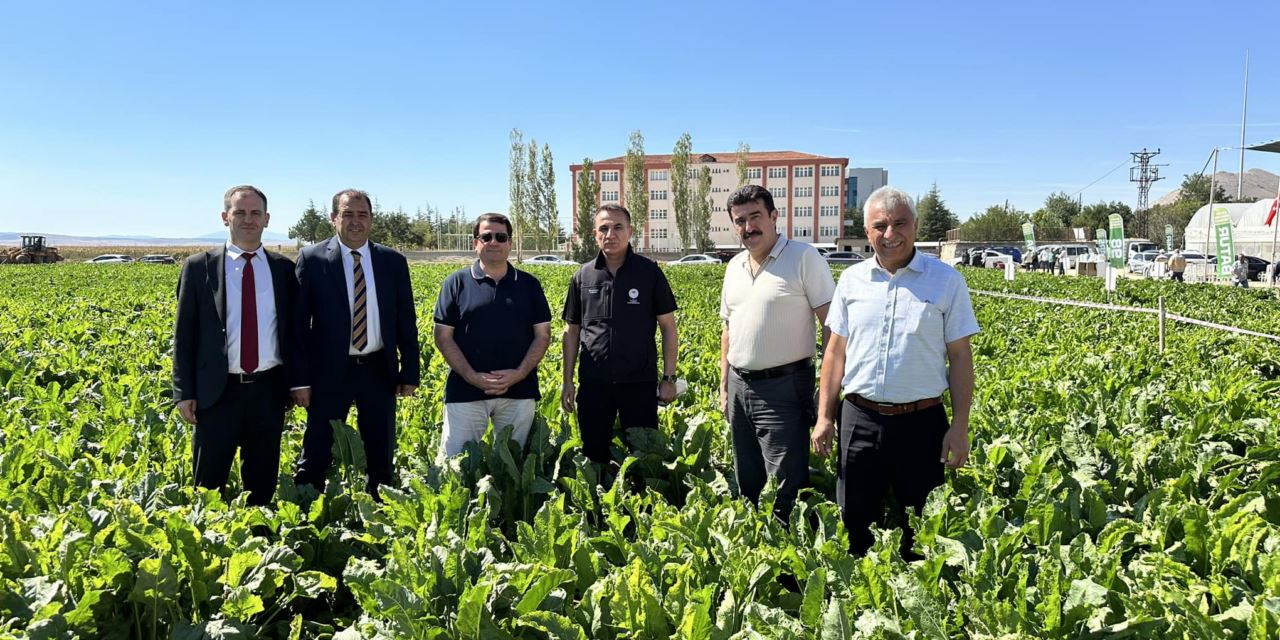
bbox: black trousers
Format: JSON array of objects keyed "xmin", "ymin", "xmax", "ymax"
[
  {"xmin": 838, "ymin": 398, "xmax": 948, "ymax": 557},
  {"xmin": 577, "ymin": 381, "xmax": 658, "ymax": 464},
  {"xmin": 295, "ymin": 351, "xmax": 397, "ymax": 497},
  {"xmin": 192, "ymin": 369, "xmax": 286, "ymax": 506},
  {"xmin": 727, "ymin": 367, "xmax": 813, "ymax": 520}
]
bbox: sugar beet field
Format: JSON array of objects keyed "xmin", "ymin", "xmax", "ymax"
[{"xmin": 0, "ymin": 263, "xmax": 1278, "ymax": 639}]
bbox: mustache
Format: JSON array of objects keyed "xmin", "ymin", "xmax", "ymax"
[{"xmin": 740, "ymin": 230, "xmax": 763, "ymax": 239}]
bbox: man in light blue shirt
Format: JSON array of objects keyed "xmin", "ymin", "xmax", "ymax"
[{"xmin": 811, "ymin": 186, "xmax": 979, "ymax": 558}]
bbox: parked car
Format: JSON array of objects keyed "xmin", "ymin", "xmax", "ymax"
[
  {"xmin": 86, "ymin": 254, "xmax": 133, "ymax": 264},
  {"xmin": 825, "ymin": 251, "xmax": 866, "ymax": 265},
  {"xmin": 523, "ymin": 254, "xmax": 577, "ymax": 265},
  {"xmin": 139, "ymin": 254, "xmax": 176, "ymax": 264},
  {"xmin": 1240, "ymin": 255, "xmax": 1271, "ymax": 280},
  {"xmin": 980, "ymin": 250, "xmax": 1017, "ymax": 269},
  {"xmin": 666, "ymin": 254, "xmax": 721, "ymax": 266},
  {"xmin": 1128, "ymin": 250, "xmax": 1163, "ymax": 274},
  {"xmin": 987, "ymin": 246, "xmax": 1023, "ymax": 263}
]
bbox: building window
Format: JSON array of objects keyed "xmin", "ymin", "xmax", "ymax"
[
  {"xmin": 794, "ymin": 206, "xmax": 813, "ymax": 217},
  {"xmin": 795, "ymin": 227, "xmax": 811, "ymax": 238},
  {"xmin": 747, "ymin": 167, "xmax": 762, "ymax": 179},
  {"xmin": 649, "ymin": 169, "xmax": 668, "ymax": 181},
  {"xmin": 821, "ymin": 165, "xmax": 841, "ymax": 177},
  {"xmin": 820, "ymin": 226, "xmax": 838, "ymax": 237},
  {"xmin": 602, "ymin": 191, "xmax": 619, "ymax": 201},
  {"xmin": 794, "ymin": 186, "xmax": 813, "ymax": 198},
  {"xmin": 769, "ymin": 187, "xmax": 787, "ymax": 199},
  {"xmin": 650, "ymin": 190, "xmax": 668, "ymax": 200},
  {"xmin": 820, "ymin": 205, "xmax": 840, "ymax": 217},
  {"xmin": 648, "ymin": 228, "xmax": 668, "ymax": 239},
  {"xmin": 649, "ymin": 209, "xmax": 668, "ymax": 220},
  {"xmin": 794, "ymin": 166, "xmax": 814, "ymax": 178},
  {"xmin": 768, "ymin": 167, "xmax": 787, "ymax": 179},
  {"xmin": 601, "ymin": 171, "xmax": 620, "ymax": 182},
  {"xmin": 820, "ymin": 185, "xmax": 840, "ymax": 197}
]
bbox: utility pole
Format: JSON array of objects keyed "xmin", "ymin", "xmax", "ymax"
[
  {"xmin": 1130, "ymin": 148, "xmax": 1166, "ymax": 239},
  {"xmin": 1239, "ymin": 49, "xmax": 1249, "ymax": 200}
]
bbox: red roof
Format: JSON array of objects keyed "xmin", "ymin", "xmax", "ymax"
[{"xmin": 583, "ymin": 150, "xmax": 841, "ymax": 166}]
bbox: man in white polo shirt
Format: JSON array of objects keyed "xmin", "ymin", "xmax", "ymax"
[
  {"xmin": 720, "ymin": 184, "xmax": 835, "ymax": 521},
  {"xmin": 812, "ymin": 185, "xmax": 978, "ymax": 559}
]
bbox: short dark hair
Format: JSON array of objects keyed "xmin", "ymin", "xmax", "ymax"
[
  {"xmin": 595, "ymin": 203, "xmax": 631, "ymax": 224},
  {"xmin": 331, "ymin": 188, "xmax": 373, "ymax": 216},
  {"xmin": 726, "ymin": 184, "xmax": 775, "ymax": 216},
  {"xmin": 473, "ymin": 212, "xmax": 513, "ymax": 237},
  {"xmin": 223, "ymin": 185, "xmax": 267, "ymax": 212}
]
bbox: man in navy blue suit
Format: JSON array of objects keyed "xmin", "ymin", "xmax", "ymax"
[{"xmin": 291, "ymin": 188, "xmax": 421, "ymax": 498}]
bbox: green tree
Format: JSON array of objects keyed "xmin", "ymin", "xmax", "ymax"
[
  {"xmin": 540, "ymin": 143, "xmax": 560, "ymax": 254},
  {"xmin": 526, "ymin": 140, "xmax": 544, "ymax": 251},
  {"xmin": 1029, "ymin": 208, "xmax": 1065, "ymax": 240},
  {"xmin": 736, "ymin": 142, "xmax": 750, "ymax": 186},
  {"xmin": 670, "ymin": 133, "xmax": 693, "ymax": 252},
  {"xmin": 288, "ymin": 200, "xmax": 329, "ymax": 244},
  {"xmin": 915, "ymin": 183, "xmax": 958, "ymax": 242},
  {"xmin": 694, "ymin": 165, "xmax": 713, "ymax": 252},
  {"xmin": 843, "ymin": 206, "xmax": 864, "ymax": 238},
  {"xmin": 411, "ymin": 205, "xmax": 438, "ymax": 249},
  {"xmin": 1073, "ymin": 201, "xmax": 1133, "ymax": 233},
  {"xmin": 1178, "ymin": 173, "xmax": 1230, "ymax": 206},
  {"xmin": 370, "ymin": 207, "xmax": 423, "ymax": 248},
  {"xmin": 1036, "ymin": 191, "xmax": 1081, "ymax": 228},
  {"xmin": 624, "ymin": 131, "xmax": 648, "ymax": 242},
  {"xmin": 572, "ymin": 159, "xmax": 600, "ymax": 262},
  {"xmin": 509, "ymin": 128, "xmax": 528, "ymax": 259},
  {"xmin": 960, "ymin": 204, "xmax": 1027, "ymax": 242},
  {"xmin": 1146, "ymin": 200, "xmax": 1199, "ymax": 250}
]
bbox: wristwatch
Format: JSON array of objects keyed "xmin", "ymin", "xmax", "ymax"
[{"xmin": 661, "ymin": 374, "xmax": 678, "ymax": 384}]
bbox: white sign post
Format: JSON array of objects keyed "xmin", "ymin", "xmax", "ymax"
[
  {"xmin": 1104, "ymin": 261, "xmax": 1118, "ymax": 292},
  {"xmin": 1004, "ymin": 259, "xmax": 1015, "ymax": 281}
]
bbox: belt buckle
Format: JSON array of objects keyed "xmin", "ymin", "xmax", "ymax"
[{"xmin": 237, "ymin": 372, "xmax": 256, "ymax": 384}]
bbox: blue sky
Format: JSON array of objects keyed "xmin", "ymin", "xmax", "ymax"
[{"xmin": 2, "ymin": 1, "xmax": 1278, "ymax": 237}]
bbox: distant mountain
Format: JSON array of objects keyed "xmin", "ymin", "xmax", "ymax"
[
  {"xmin": 1154, "ymin": 168, "xmax": 1278, "ymax": 206},
  {"xmin": 0, "ymin": 231, "xmax": 290, "ymax": 246}
]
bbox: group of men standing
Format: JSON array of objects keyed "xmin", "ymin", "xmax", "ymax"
[
  {"xmin": 173, "ymin": 186, "xmax": 419, "ymax": 505},
  {"xmin": 173, "ymin": 181, "xmax": 978, "ymax": 557}
]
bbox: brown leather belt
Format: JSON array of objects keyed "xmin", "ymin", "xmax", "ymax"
[{"xmin": 849, "ymin": 393, "xmax": 942, "ymax": 416}]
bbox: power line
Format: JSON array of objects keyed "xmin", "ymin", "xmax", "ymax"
[{"xmin": 1071, "ymin": 158, "xmax": 1131, "ymax": 199}]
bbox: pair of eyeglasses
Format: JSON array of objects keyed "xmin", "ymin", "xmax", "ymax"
[{"xmin": 476, "ymin": 232, "xmax": 510, "ymax": 243}]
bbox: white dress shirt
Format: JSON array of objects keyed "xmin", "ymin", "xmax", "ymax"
[
  {"xmin": 826, "ymin": 250, "xmax": 979, "ymax": 403},
  {"xmin": 224, "ymin": 243, "xmax": 281, "ymax": 374},
  {"xmin": 341, "ymin": 240, "xmax": 384, "ymax": 355}
]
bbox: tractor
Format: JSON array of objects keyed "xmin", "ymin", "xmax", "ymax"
[{"xmin": 0, "ymin": 236, "xmax": 65, "ymax": 264}]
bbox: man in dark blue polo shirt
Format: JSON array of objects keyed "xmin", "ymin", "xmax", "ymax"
[
  {"xmin": 562, "ymin": 204, "xmax": 679, "ymax": 464},
  {"xmin": 434, "ymin": 213, "xmax": 552, "ymax": 457}
]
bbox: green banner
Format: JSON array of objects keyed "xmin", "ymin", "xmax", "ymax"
[
  {"xmin": 1108, "ymin": 214, "xmax": 1125, "ymax": 269},
  {"xmin": 1022, "ymin": 222, "xmax": 1036, "ymax": 251},
  {"xmin": 1213, "ymin": 207, "xmax": 1234, "ymax": 277},
  {"xmin": 1095, "ymin": 228, "xmax": 1107, "ymax": 257},
  {"xmin": 1164, "ymin": 224, "xmax": 1174, "ymax": 251}
]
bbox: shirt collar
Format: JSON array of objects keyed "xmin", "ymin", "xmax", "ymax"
[
  {"xmin": 593, "ymin": 244, "xmax": 635, "ymax": 270},
  {"xmin": 739, "ymin": 235, "xmax": 788, "ymax": 272},
  {"xmin": 225, "ymin": 242, "xmax": 264, "ymax": 261},
  {"xmin": 470, "ymin": 259, "xmax": 517, "ymax": 282},
  {"xmin": 339, "ymin": 239, "xmax": 370, "ymax": 256},
  {"xmin": 870, "ymin": 248, "xmax": 925, "ymax": 276}
]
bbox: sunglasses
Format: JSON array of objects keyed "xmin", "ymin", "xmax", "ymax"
[{"xmin": 476, "ymin": 232, "xmax": 510, "ymax": 244}]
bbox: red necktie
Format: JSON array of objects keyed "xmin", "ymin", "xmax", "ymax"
[{"xmin": 241, "ymin": 252, "xmax": 258, "ymax": 374}]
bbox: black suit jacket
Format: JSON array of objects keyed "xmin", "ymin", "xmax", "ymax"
[
  {"xmin": 172, "ymin": 246, "xmax": 297, "ymax": 408},
  {"xmin": 293, "ymin": 237, "xmax": 420, "ymax": 392}
]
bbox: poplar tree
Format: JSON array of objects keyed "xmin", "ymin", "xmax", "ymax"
[
  {"xmin": 670, "ymin": 133, "xmax": 693, "ymax": 252},
  {"xmin": 573, "ymin": 159, "xmax": 600, "ymax": 262},
  {"xmin": 624, "ymin": 130, "xmax": 648, "ymax": 242},
  {"xmin": 540, "ymin": 143, "xmax": 560, "ymax": 253},
  {"xmin": 736, "ymin": 142, "xmax": 751, "ymax": 186},
  {"xmin": 695, "ymin": 165, "xmax": 713, "ymax": 252},
  {"xmin": 509, "ymin": 128, "xmax": 527, "ymax": 259},
  {"xmin": 526, "ymin": 140, "xmax": 543, "ymax": 250}
]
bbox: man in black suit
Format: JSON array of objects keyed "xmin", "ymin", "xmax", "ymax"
[
  {"xmin": 173, "ymin": 185, "xmax": 296, "ymax": 506},
  {"xmin": 292, "ymin": 188, "xmax": 420, "ymax": 498}
]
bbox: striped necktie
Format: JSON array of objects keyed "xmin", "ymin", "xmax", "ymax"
[{"xmin": 351, "ymin": 250, "xmax": 368, "ymax": 351}]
